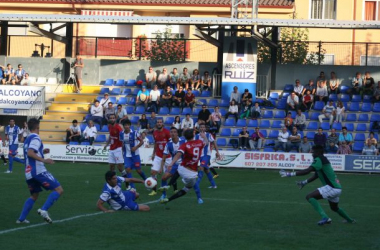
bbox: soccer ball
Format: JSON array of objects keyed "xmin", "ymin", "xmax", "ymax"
[{"xmin": 144, "ymin": 177, "xmax": 157, "ymax": 189}]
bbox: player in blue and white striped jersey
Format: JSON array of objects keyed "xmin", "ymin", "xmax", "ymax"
[
  {"xmin": 119, "ymin": 120, "xmax": 147, "ymax": 190},
  {"xmin": 17, "ymin": 118, "xmax": 63, "ymax": 224},
  {"xmin": 4, "ymin": 119, "xmax": 25, "ymax": 173},
  {"xmin": 97, "ymin": 171, "xmax": 150, "ymax": 212}
]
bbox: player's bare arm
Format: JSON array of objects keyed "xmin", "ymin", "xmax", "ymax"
[
  {"xmin": 131, "ymin": 137, "xmax": 143, "ymax": 152},
  {"xmin": 124, "ymin": 177, "xmax": 144, "ymax": 184},
  {"xmin": 28, "ymin": 148, "xmax": 54, "ymax": 164},
  {"xmin": 103, "ymin": 136, "xmax": 111, "ymax": 150},
  {"xmin": 96, "ymin": 199, "xmax": 115, "ymax": 213}
]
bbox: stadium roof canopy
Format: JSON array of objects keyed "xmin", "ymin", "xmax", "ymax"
[{"xmin": 0, "ymin": 14, "xmax": 380, "ymax": 29}]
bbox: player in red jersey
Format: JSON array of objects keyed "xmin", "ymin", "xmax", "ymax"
[
  {"xmin": 104, "ymin": 114, "xmax": 125, "ymax": 175},
  {"xmin": 160, "ymin": 129, "xmax": 204, "ymax": 204},
  {"xmin": 149, "ymin": 119, "xmax": 171, "ymax": 196}
]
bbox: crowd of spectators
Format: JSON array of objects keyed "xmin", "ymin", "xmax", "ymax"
[{"xmin": 0, "ymin": 64, "xmax": 29, "ymax": 85}]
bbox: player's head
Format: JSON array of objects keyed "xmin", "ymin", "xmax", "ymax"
[
  {"xmin": 156, "ymin": 119, "xmax": 163, "ymax": 129},
  {"xmin": 199, "ymin": 123, "xmax": 206, "ymax": 133},
  {"xmin": 9, "ymin": 119, "xmax": 15, "ymax": 127},
  {"xmin": 123, "ymin": 120, "xmax": 131, "ymax": 132},
  {"xmin": 312, "ymin": 145, "xmax": 324, "ymax": 158},
  {"xmin": 108, "ymin": 114, "xmax": 116, "ymax": 125},
  {"xmin": 170, "ymin": 127, "xmax": 179, "ymax": 139},
  {"xmin": 184, "ymin": 129, "xmax": 194, "ymax": 141},
  {"xmin": 28, "ymin": 118, "xmax": 40, "ymax": 133},
  {"xmin": 105, "ymin": 171, "xmax": 118, "ymax": 187}
]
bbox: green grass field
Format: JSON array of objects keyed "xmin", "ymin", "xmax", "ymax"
[{"xmin": 0, "ymin": 162, "xmax": 379, "ymax": 250}]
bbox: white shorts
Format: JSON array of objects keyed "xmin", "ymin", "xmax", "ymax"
[
  {"xmin": 108, "ymin": 147, "xmax": 124, "ymax": 164},
  {"xmin": 151, "ymin": 156, "xmax": 171, "ymax": 173},
  {"xmin": 318, "ymin": 185, "xmax": 342, "ymax": 203},
  {"xmin": 178, "ymin": 166, "xmax": 197, "ymax": 188}
]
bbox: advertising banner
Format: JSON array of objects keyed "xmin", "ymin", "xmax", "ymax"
[
  {"xmin": 0, "ymin": 85, "xmax": 44, "ymax": 109},
  {"xmin": 345, "ymin": 155, "xmax": 380, "ymax": 172}
]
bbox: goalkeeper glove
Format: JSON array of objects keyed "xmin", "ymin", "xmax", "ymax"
[
  {"xmin": 279, "ymin": 169, "xmax": 296, "ymax": 177},
  {"xmin": 296, "ymin": 180, "xmax": 308, "ymax": 190}
]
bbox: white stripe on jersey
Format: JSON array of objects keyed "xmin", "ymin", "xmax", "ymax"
[
  {"xmin": 6, "ymin": 125, "xmax": 21, "ymax": 145},
  {"xmin": 25, "ymin": 134, "xmax": 47, "ymax": 180},
  {"xmin": 196, "ymin": 132, "xmax": 214, "ymax": 157},
  {"xmin": 121, "ymin": 130, "xmax": 141, "ymax": 157}
]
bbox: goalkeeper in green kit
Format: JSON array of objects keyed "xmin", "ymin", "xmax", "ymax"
[{"xmin": 279, "ymin": 145, "xmax": 355, "ymax": 225}]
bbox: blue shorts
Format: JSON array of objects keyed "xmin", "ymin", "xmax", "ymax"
[
  {"xmin": 9, "ymin": 144, "xmax": 18, "ymax": 156},
  {"xmin": 200, "ymin": 156, "xmax": 211, "ymax": 169},
  {"xmin": 121, "ymin": 191, "xmax": 139, "ymax": 211},
  {"xmin": 168, "ymin": 164, "xmax": 179, "ymax": 175},
  {"xmin": 124, "ymin": 155, "xmax": 141, "ymax": 170},
  {"xmin": 26, "ymin": 171, "xmax": 61, "ymax": 194}
]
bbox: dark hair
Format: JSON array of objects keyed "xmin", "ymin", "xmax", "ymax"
[
  {"xmin": 28, "ymin": 118, "xmax": 40, "ymax": 131},
  {"xmin": 312, "ymin": 145, "xmax": 324, "ymax": 155},
  {"xmin": 318, "ymin": 127, "xmax": 323, "ymax": 130},
  {"xmin": 342, "ymin": 126, "xmax": 347, "ymax": 130},
  {"xmin": 174, "ymin": 116, "xmax": 180, "ymax": 123},
  {"xmin": 94, "ymin": 100, "xmax": 100, "ymax": 103},
  {"xmin": 18, "ymin": 64, "xmax": 22, "ymax": 67},
  {"xmin": 108, "ymin": 102, "xmax": 113, "ymax": 105},
  {"xmin": 123, "ymin": 120, "xmax": 131, "ymax": 126},
  {"xmin": 117, "ymin": 104, "xmax": 122, "ymax": 107},
  {"xmin": 170, "ymin": 127, "xmax": 178, "ymax": 132},
  {"xmin": 186, "ymin": 113, "xmax": 190, "ymax": 116},
  {"xmin": 184, "ymin": 129, "xmax": 194, "ymax": 140},
  {"xmin": 108, "ymin": 113, "xmax": 116, "ymax": 118},
  {"xmin": 72, "ymin": 119, "xmax": 78, "ymax": 123},
  {"xmin": 105, "ymin": 171, "xmax": 116, "ymax": 182},
  {"xmin": 370, "ymin": 132, "xmax": 374, "ymax": 135}
]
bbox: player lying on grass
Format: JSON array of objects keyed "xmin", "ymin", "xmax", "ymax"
[
  {"xmin": 97, "ymin": 171, "xmax": 150, "ymax": 212},
  {"xmin": 279, "ymin": 144, "xmax": 355, "ymax": 225}
]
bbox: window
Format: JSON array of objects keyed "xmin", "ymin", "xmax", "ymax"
[
  {"xmin": 364, "ymin": 1, "xmax": 380, "ymax": 21},
  {"xmin": 310, "ymin": 0, "xmax": 336, "ymax": 20},
  {"xmin": 360, "ymin": 55, "xmax": 380, "ymax": 66}
]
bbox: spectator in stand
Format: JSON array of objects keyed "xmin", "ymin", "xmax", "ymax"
[
  {"xmin": 238, "ymin": 126, "xmax": 249, "ymax": 150},
  {"xmin": 178, "ymin": 67, "xmax": 191, "ymax": 90},
  {"xmin": 172, "ymin": 116, "xmax": 182, "ymax": 136},
  {"xmin": 250, "ymin": 102, "xmax": 261, "ymax": 119},
  {"xmin": 147, "ymin": 112, "xmax": 157, "ymax": 134},
  {"xmin": 4, "ymin": 64, "xmax": 15, "ymax": 84},
  {"xmin": 373, "ymin": 81, "xmax": 380, "ymax": 103},
  {"xmin": 197, "ymin": 71, "xmax": 211, "ymax": 91},
  {"xmin": 211, "ymin": 106, "xmax": 222, "ymax": 133},
  {"xmin": 302, "ymin": 79, "xmax": 316, "ymax": 96},
  {"xmin": 20, "ymin": 73, "xmax": 32, "ymax": 86},
  {"xmin": 169, "ymin": 68, "xmax": 179, "ymax": 89},
  {"xmin": 230, "ymin": 86, "xmax": 241, "ymax": 104},
  {"xmin": 190, "ymin": 69, "xmax": 201, "ymax": 90},
  {"xmin": 142, "ymin": 132, "xmax": 150, "ymax": 148},
  {"xmin": 115, "ymin": 104, "xmax": 128, "ymax": 124},
  {"xmin": 240, "ymin": 100, "xmax": 251, "ymax": 119},
  {"xmin": 65, "ymin": 119, "xmax": 81, "ymax": 144},
  {"xmin": 350, "ymin": 72, "xmax": 362, "ymax": 95},
  {"xmin": 73, "ymin": 54, "xmax": 84, "ymax": 92},
  {"xmin": 366, "ymin": 132, "xmax": 378, "ymax": 147},
  {"xmin": 181, "ymin": 113, "xmax": 194, "ymax": 133},
  {"xmin": 284, "ymin": 111, "xmax": 293, "ymax": 131},
  {"xmin": 363, "ymin": 71, "xmax": 375, "ymax": 96},
  {"xmin": 286, "ymin": 92, "xmax": 299, "ymax": 113},
  {"xmin": 160, "ymin": 85, "xmax": 173, "ymax": 108},
  {"xmin": 337, "ymin": 141, "xmax": 352, "ymax": 155},
  {"xmin": 274, "ymin": 127, "xmax": 289, "ymax": 152},
  {"xmin": 314, "ymin": 80, "xmax": 329, "ymax": 103},
  {"xmin": 301, "ymin": 90, "xmax": 313, "ymax": 112},
  {"xmin": 294, "ymin": 79, "xmax": 304, "ymax": 99},
  {"xmin": 249, "ymin": 127, "xmax": 265, "ymax": 150},
  {"xmin": 136, "ymin": 85, "xmax": 150, "ymax": 110},
  {"xmin": 314, "ymin": 127, "xmax": 327, "ymax": 149},
  {"xmin": 90, "ymin": 100, "xmax": 104, "ymax": 126},
  {"xmin": 157, "ymin": 68, "xmax": 169, "ymax": 89},
  {"xmin": 334, "ymin": 101, "xmax": 344, "ymax": 123},
  {"xmin": 241, "ymin": 89, "xmax": 253, "ymax": 110},
  {"xmin": 225, "ymin": 100, "xmax": 239, "ymax": 122},
  {"xmin": 362, "ymin": 140, "xmax": 378, "ymax": 155},
  {"xmin": 80, "ymin": 120, "xmax": 97, "ymax": 145},
  {"xmin": 104, "ymin": 102, "xmax": 116, "ymax": 124},
  {"xmin": 173, "ymin": 86, "xmax": 185, "ymax": 108},
  {"xmin": 294, "ymin": 109, "xmax": 306, "ymax": 131},
  {"xmin": 0, "ymin": 65, "xmax": 5, "ymax": 84},
  {"xmin": 316, "ymin": 71, "xmax": 326, "ymax": 84},
  {"xmin": 319, "ymin": 100, "xmax": 335, "ymax": 126},
  {"xmin": 299, "ymin": 137, "xmax": 312, "ymax": 153},
  {"xmin": 329, "ymin": 71, "xmax": 340, "ymax": 94},
  {"xmin": 99, "ymin": 93, "xmax": 111, "ymax": 110},
  {"xmin": 21, "ymin": 121, "xmax": 29, "ymax": 141},
  {"xmin": 15, "ymin": 64, "xmax": 26, "ymax": 85},
  {"xmin": 145, "ymin": 66, "xmax": 157, "ymax": 89},
  {"xmin": 338, "ymin": 126, "xmax": 353, "ymax": 147},
  {"xmin": 198, "ymin": 105, "xmax": 211, "ymax": 124},
  {"xmin": 326, "ymin": 128, "xmax": 339, "ymax": 153},
  {"xmin": 138, "ymin": 114, "xmax": 148, "ymax": 131},
  {"xmin": 148, "ymin": 84, "xmax": 160, "ymax": 113},
  {"xmin": 184, "ymin": 88, "xmax": 196, "ymax": 109},
  {"xmin": 287, "ymin": 127, "xmax": 301, "ymax": 152}
]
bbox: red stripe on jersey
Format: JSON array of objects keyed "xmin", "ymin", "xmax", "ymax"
[
  {"xmin": 179, "ymin": 140, "xmax": 204, "ymax": 171},
  {"xmin": 153, "ymin": 129, "xmax": 171, "ymax": 158},
  {"xmin": 108, "ymin": 124, "xmax": 123, "ymax": 150}
]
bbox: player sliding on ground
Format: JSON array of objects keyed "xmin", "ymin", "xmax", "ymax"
[
  {"xmin": 160, "ymin": 129, "xmax": 204, "ymax": 204},
  {"xmin": 279, "ymin": 145, "xmax": 355, "ymax": 225},
  {"xmin": 97, "ymin": 171, "xmax": 150, "ymax": 212}
]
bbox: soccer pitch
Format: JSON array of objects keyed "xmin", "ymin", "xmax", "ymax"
[{"xmin": 0, "ymin": 162, "xmax": 379, "ymax": 250}]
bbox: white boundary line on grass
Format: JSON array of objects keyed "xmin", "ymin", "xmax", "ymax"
[{"xmin": 0, "ymin": 199, "xmax": 160, "ymax": 236}]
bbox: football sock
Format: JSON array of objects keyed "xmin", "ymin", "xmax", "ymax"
[
  {"xmin": 41, "ymin": 191, "xmax": 61, "ymax": 211},
  {"xmin": 161, "ymin": 180, "xmax": 168, "ymax": 196},
  {"xmin": 336, "ymin": 208, "xmax": 354, "ymax": 222},
  {"xmin": 8, "ymin": 155, "xmax": 13, "ymax": 171},
  {"xmin": 18, "ymin": 198, "xmax": 35, "ymax": 222},
  {"xmin": 1, "ymin": 154, "xmax": 7, "ymax": 163},
  {"xmin": 168, "ymin": 172, "xmax": 180, "ymax": 187},
  {"xmin": 138, "ymin": 171, "xmax": 147, "ymax": 180},
  {"xmin": 126, "ymin": 172, "xmax": 135, "ymax": 188},
  {"xmin": 121, "ymin": 170, "xmax": 127, "ymax": 177},
  {"xmin": 308, "ymin": 198, "xmax": 328, "ymax": 219},
  {"xmin": 210, "ymin": 167, "xmax": 217, "ymax": 175},
  {"xmin": 194, "ymin": 183, "xmax": 202, "ymax": 199},
  {"xmin": 13, "ymin": 157, "xmax": 25, "ymax": 164},
  {"xmin": 168, "ymin": 189, "xmax": 187, "ymax": 202},
  {"xmin": 206, "ymin": 172, "xmax": 216, "ymax": 186},
  {"xmin": 172, "ymin": 182, "xmax": 178, "ymax": 191}
]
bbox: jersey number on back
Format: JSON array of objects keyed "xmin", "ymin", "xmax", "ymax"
[{"xmin": 192, "ymin": 148, "xmax": 200, "ymax": 161}]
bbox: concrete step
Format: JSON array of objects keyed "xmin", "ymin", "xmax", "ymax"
[
  {"xmin": 48, "ymin": 103, "xmax": 90, "ymax": 112},
  {"xmin": 42, "ymin": 114, "xmax": 85, "ymax": 121},
  {"xmin": 54, "ymin": 93, "xmax": 97, "ymax": 103},
  {"xmin": 40, "ymin": 121, "xmax": 71, "ymax": 131},
  {"xmin": 39, "ymin": 131, "xmax": 65, "ymax": 141}
]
